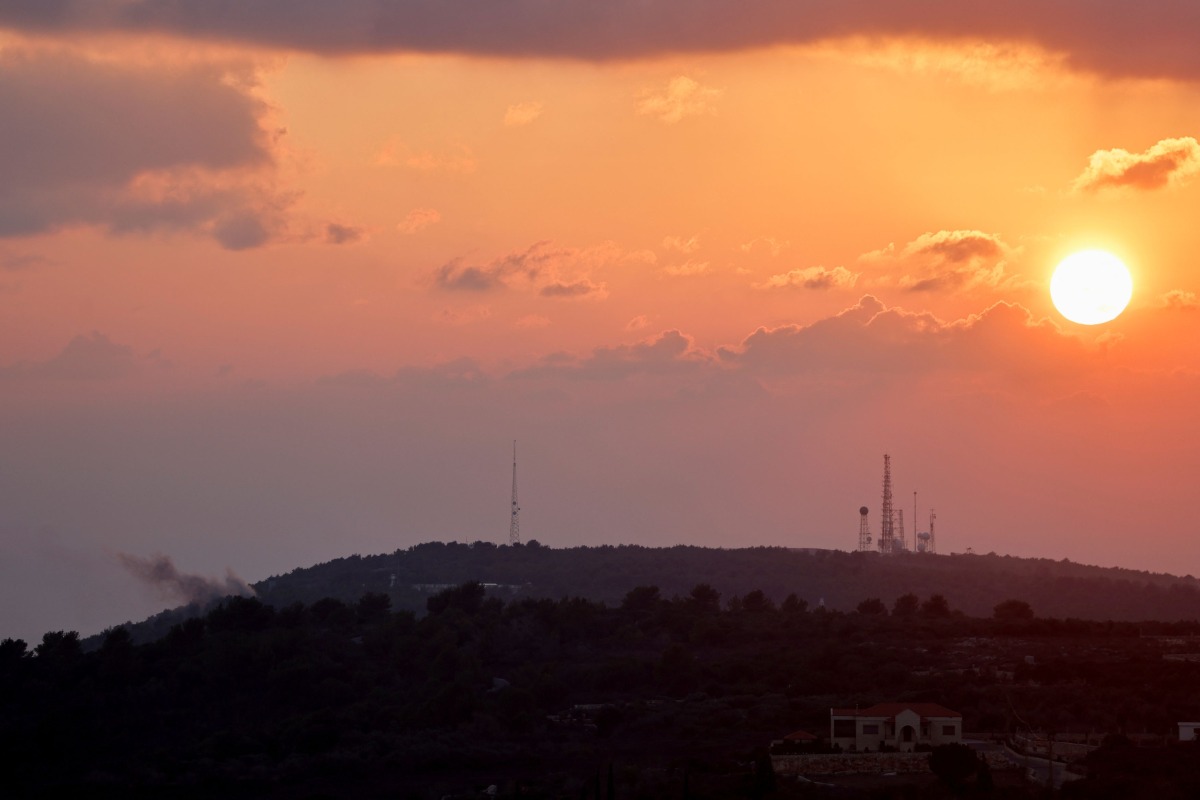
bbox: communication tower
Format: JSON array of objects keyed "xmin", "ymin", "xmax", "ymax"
[
  {"xmin": 509, "ymin": 440, "xmax": 521, "ymax": 545},
  {"xmin": 897, "ymin": 509, "xmax": 906, "ymax": 553},
  {"xmin": 928, "ymin": 509, "xmax": 936, "ymax": 554},
  {"xmin": 857, "ymin": 506, "xmax": 872, "ymax": 551},
  {"xmin": 879, "ymin": 454, "xmax": 895, "ymax": 554}
]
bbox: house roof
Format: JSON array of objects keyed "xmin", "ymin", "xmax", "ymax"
[
  {"xmin": 783, "ymin": 730, "xmax": 819, "ymax": 741},
  {"xmin": 830, "ymin": 703, "xmax": 961, "ymax": 720}
]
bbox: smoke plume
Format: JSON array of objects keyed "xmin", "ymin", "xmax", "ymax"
[{"xmin": 117, "ymin": 552, "xmax": 254, "ymax": 605}]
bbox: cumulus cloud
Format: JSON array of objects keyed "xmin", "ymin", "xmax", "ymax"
[
  {"xmin": 0, "ymin": 49, "xmax": 282, "ymax": 249},
  {"xmin": 0, "ymin": 332, "xmax": 141, "ymax": 381},
  {"xmin": 511, "ymin": 329, "xmax": 708, "ymax": 380},
  {"xmin": 397, "ymin": 208, "xmax": 442, "ymax": 234},
  {"xmin": 757, "ymin": 265, "xmax": 859, "ymax": 290},
  {"xmin": 637, "ymin": 76, "xmax": 721, "ymax": 123},
  {"xmin": 117, "ymin": 552, "xmax": 254, "ymax": 606},
  {"xmin": 504, "ymin": 101, "xmax": 543, "ymax": 126},
  {"xmin": 5, "ymin": 2, "xmax": 1200, "ymax": 80},
  {"xmin": 864, "ymin": 230, "xmax": 1022, "ymax": 293},
  {"xmin": 719, "ymin": 294, "xmax": 1087, "ymax": 382},
  {"xmin": 1072, "ymin": 137, "xmax": 1200, "ymax": 193}
]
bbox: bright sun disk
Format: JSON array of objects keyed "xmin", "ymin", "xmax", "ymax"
[{"xmin": 1050, "ymin": 249, "xmax": 1133, "ymax": 325}]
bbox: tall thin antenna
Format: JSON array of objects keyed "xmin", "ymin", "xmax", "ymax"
[
  {"xmin": 879, "ymin": 454, "xmax": 894, "ymax": 554},
  {"xmin": 897, "ymin": 509, "xmax": 906, "ymax": 553},
  {"xmin": 509, "ymin": 440, "xmax": 521, "ymax": 545},
  {"xmin": 928, "ymin": 509, "xmax": 937, "ymax": 555}
]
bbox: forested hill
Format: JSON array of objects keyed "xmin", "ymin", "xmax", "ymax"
[{"xmin": 250, "ymin": 542, "xmax": 1200, "ymax": 624}]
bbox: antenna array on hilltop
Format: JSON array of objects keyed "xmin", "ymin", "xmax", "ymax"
[{"xmin": 859, "ymin": 453, "xmax": 938, "ymax": 555}]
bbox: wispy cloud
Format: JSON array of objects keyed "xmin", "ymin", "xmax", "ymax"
[
  {"xmin": 397, "ymin": 208, "xmax": 442, "ymax": 234},
  {"xmin": 757, "ymin": 265, "xmax": 859, "ymax": 290},
  {"xmin": 504, "ymin": 101, "xmax": 544, "ymax": 126},
  {"xmin": 638, "ymin": 76, "xmax": 721, "ymax": 123}
]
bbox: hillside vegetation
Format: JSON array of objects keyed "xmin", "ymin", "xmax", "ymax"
[{"xmin": 255, "ymin": 542, "xmax": 1200, "ymax": 624}]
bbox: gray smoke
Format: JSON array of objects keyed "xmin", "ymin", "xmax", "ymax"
[{"xmin": 117, "ymin": 552, "xmax": 254, "ymax": 605}]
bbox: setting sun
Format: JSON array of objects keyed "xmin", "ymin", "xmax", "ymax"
[{"xmin": 1050, "ymin": 250, "xmax": 1134, "ymax": 325}]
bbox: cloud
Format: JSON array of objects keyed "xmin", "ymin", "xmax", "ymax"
[
  {"xmin": 438, "ymin": 305, "xmax": 492, "ymax": 324},
  {"xmin": 397, "ymin": 208, "xmax": 442, "ymax": 234},
  {"xmin": 740, "ymin": 237, "xmax": 789, "ymax": 256},
  {"xmin": 663, "ymin": 234, "xmax": 701, "ymax": 253},
  {"xmin": 511, "ymin": 329, "xmax": 708, "ymax": 380},
  {"xmin": 0, "ymin": 48, "xmax": 282, "ymax": 249},
  {"xmin": 1159, "ymin": 289, "xmax": 1199, "ymax": 310},
  {"xmin": 0, "ymin": 332, "xmax": 141, "ymax": 381},
  {"xmin": 864, "ymin": 230, "xmax": 1022, "ymax": 293},
  {"xmin": 515, "ymin": 314, "xmax": 551, "ymax": 329},
  {"xmin": 325, "ymin": 222, "xmax": 366, "ymax": 244},
  {"xmin": 719, "ymin": 294, "xmax": 1088, "ymax": 383},
  {"xmin": 1072, "ymin": 137, "xmax": 1200, "ymax": 193},
  {"xmin": 638, "ymin": 76, "xmax": 721, "ymax": 123},
  {"xmin": 376, "ymin": 139, "xmax": 476, "ymax": 173},
  {"xmin": 663, "ymin": 260, "xmax": 711, "ymax": 277},
  {"xmin": 626, "ymin": 315, "xmax": 651, "ymax": 331},
  {"xmin": 757, "ymin": 265, "xmax": 859, "ymax": 290},
  {"xmin": 539, "ymin": 279, "xmax": 608, "ymax": 299},
  {"xmin": 0, "ymin": 250, "xmax": 49, "ymax": 271},
  {"xmin": 504, "ymin": 101, "xmax": 543, "ymax": 126},
  {"xmin": 320, "ymin": 357, "xmax": 491, "ymax": 390},
  {"xmin": 434, "ymin": 241, "xmax": 563, "ymax": 292},
  {"xmin": 434, "ymin": 240, "xmax": 641, "ymax": 296},
  {"xmin": 7, "ymin": 3, "xmax": 1200, "ymax": 80},
  {"xmin": 117, "ymin": 552, "xmax": 254, "ymax": 606}
]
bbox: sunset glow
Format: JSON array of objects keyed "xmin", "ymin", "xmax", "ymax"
[{"xmin": 2, "ymin": 4, "xmax": 1200, "ymax": 641}]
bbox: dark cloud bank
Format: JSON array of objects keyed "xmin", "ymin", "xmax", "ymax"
[{"xmin": 3, "ymin": 1, "xmax": 1200, "ymax": 79}]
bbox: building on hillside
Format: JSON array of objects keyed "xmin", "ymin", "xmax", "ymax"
[
  {"xmin": 830, "ymin": 703, "xmax": 962, "ymax": 752},
  {"xmin": 1179, "ymin": 722, "xmax": 1200, "ymax": 741}
]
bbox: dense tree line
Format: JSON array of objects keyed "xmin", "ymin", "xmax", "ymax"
[{"xmin": 6, "ymin": 583, "xmax": 1200, "ymax": 798}]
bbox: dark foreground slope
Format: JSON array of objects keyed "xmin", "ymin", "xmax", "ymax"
[
  {"xmin": 256, "ymin": 542, "xmax": 1200, "ymax": 624},
  {"xmin": 7, "ymin": 586, "xmax": 1200, "ymax": 799}
]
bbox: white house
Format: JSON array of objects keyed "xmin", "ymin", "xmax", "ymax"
[{"xmin": 830, "ymin": 703, "xmax": 962, "ymax": 752}]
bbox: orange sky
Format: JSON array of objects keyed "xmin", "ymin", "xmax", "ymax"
[{"xmin": 2, "ymin": 3, "xmax": 1200, "ymax": 641}]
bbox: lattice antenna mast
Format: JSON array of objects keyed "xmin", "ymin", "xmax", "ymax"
[
  {"xmin": 928, "ymin": 510, "xmax": 937, "ymax": 555},
  {"xmin": 879, "ymin": 454, "xmax": 895, "ymax": 554},
  {"xmin": 897, "ymin": 509, "xmax": 906, "ymax": 553},
  {"xmin": 509, "ymin": 440, "xmax": 521, "ymax": 545},
  {"xmin": 857, "ymin": 506, "xmax": 872, "ymax": 552}
]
